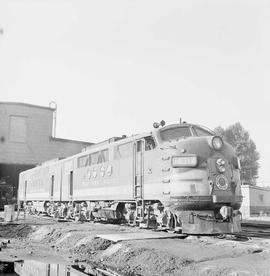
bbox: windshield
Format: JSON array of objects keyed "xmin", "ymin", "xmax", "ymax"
[
  {"xmin": 160, "ymin": 126, "xmax": 192, "ymax": 141},
  {"xmin": 193, "ymin": 126, "xmax": 214, "ymax": 136}
]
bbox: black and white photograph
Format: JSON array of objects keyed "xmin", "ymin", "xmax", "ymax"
[{"xmin": 0, "ymin": 1, "xmax": 270, "ymax": 275}]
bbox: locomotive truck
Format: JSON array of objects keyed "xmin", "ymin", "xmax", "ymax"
[{"xmin": 18, "ymin": 121, "xmax": 243, "ymax": 234}]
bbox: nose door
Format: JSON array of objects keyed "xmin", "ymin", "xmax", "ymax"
[{"xmin": 208, "ymin": 157, "xmax": 235, "ymax": 203}]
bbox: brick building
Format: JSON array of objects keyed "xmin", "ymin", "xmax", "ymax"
[{"xmin": 0, "ymin": 102, "xmax": 93, "ymax": 199}]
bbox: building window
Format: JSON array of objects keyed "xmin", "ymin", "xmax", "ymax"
[
  {"xmin": 259, "ymin": 194, "xmax": 264, "ymax": 202},
  {"xmin": 9, "ymin": 115, "xmax": 27, "ymax": 142}
]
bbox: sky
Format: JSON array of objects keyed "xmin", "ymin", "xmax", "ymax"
[{"xmin": 0, "ymin": 0, "xmax": 270, "ymax": 185}]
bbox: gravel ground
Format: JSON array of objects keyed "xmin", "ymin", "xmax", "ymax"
[{"xmin": 0, "ymin": 213, "xmax": 270, "ymax": 276}]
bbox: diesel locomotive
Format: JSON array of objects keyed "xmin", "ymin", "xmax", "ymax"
[{"xmin": 18, "ymin": 121, "xmax": 243, "ymax": 234}]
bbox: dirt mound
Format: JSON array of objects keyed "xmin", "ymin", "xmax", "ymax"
[
  {"xmin": 29, "ymin": 224, "xmax": 113, "ymax": 260},
  {"xmin": 84, "ymin": 238, "xmax": 113, "ymax": 251},
  {"xmin": 29, "ymin": 225, "xmax": 54, "ymax": 241},
  {"xmin": 72, "ymin": 238, "xmax": 113, "ymax": 259},
  {"xmin": 0, "ymin": 224, "xmax": 34, "ymax": 238},
  {"xmin": 101, "ymin": 245, "xmax": 194, "ymax": 276}
]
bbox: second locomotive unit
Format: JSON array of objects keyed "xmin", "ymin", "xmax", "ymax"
[{"xmin": 18, "ymin": 120, "xmax": 243, "ymax": 234}]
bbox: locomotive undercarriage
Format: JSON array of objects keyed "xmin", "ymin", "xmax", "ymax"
[
  {"xmin": 24, "ymin": 200, "xmax": 180, "ymax": 230},
  {"xmin": 23, "ymin": 198, "xmax": 241, "ymax": 234}
]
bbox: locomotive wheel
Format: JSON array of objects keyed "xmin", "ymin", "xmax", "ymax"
[{"xmin": 168, "ymin": 212, "xmax": 182, "ymax": 232}]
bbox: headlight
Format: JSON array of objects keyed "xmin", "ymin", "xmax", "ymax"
[
  {"xmin": 171, "ymin": 155, "xmax": 198, "ymax": 168},
  {"xmin": 211, "ymin": 136, "xmax": 223, "ymax": 150},
  {"xmin": 216, "ymin": 158, "xmax": 226, "ymax": 173}
]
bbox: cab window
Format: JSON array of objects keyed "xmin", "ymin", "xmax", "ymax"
[
  {"xmin": 193, "ymin": 126, "xmax": 213, "ymax": 136},
  {"xmin": 145, "ymin": 136, "xmax": 156, "ymax": 151},
  {"xmin": 160, "ymin": 126, "xmax": 191, "ymax": 141}
]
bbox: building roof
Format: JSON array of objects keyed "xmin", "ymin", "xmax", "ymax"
[{"xmin": 0, "ymin": 101, "xmax": 56, "ymax": 111}]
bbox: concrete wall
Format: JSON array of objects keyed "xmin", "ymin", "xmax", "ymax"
[{"xmin": 240, "ymin": 184, "xmax": 270, "ymax": 218}]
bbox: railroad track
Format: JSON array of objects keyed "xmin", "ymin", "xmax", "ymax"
[{"xmin": 239, "ymin": 221, "xmax": 270, "ymax": 239}]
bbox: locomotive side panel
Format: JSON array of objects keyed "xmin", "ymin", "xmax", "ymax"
[
  {"xmin": 61, "ymin": 159, "xmax": 74, "ymax": 202},
  {"xmin": 116, "ymin": 142, "xmax": 134, "ymax": 200},
  {"xmin": 73, "ymin": 148, "xmax": 119, "ymax": 200},
  {"xmin": 143, "ymin": 149, "xmax": 165, "ymax": 201},
  {"xmin": 24, "ymin": 167, "xmax": 50, "ymax": 201},
  {"xmin": 72, "ymin": 144, "xmax": 133, "ymax": 201},
  {"xmin": 48, "ymin": 162, "xmax": 62, "ymax": 202},
  {"xmin": 72, "ymin": 152, "xmax": 91, "ymax": 199}
]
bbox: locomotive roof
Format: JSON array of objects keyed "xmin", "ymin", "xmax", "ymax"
[
  {"xmin": 86, "ymin": 123, "xmax": 214, "ymax": 149},
  {"xmin": 19, "ymin": 122, "xmax": 215, "ymax": 174}
]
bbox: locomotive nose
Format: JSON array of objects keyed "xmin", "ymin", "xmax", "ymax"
[{"xmin": 207, "ymin": 155, "xmax": 241, "ymax": 208}]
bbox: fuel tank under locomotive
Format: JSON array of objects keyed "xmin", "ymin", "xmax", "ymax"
[{"xmin": 162, "ymin": 136, "xmax": 243, "ymax": 234}]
